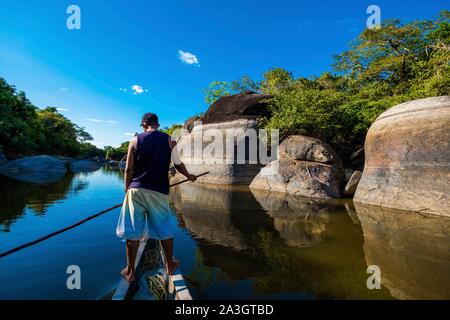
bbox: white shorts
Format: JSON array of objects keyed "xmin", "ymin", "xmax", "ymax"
[{"xmin": 116, "ymin": 188, "xmax": 177, "ymax": 241}]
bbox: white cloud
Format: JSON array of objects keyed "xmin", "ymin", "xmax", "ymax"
[
  {"xmin": 124, "ymin": 132, "xmax": 136, "ymax": 137},
  {"xmin": 178, "ymin": 50, "xmax": 200, "ymax": 66},
  {"xmin": 120, "ymin": 85, "xmax": 149, "ymax": 95},
  {"xmin": 60, "ymin": 87, "xmax": 68, "ymax": 92},
  {"xmin": 57, "ymin": 107, "xmax": 69, "ymax": 112},
  {"xmin": 86, "ymin": 118, "xmax": 103, "ymax": 123},
  {"xmin": 106, "ymin": 120, "xmax": 117, "ymax": 124},
  {"xmin": 131, "ymin": 84, "xmax": 149, "ymax": 95}
]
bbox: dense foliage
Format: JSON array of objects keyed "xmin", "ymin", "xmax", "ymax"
[
  {"xmin": 204, "ymin": 11, "xmax": 450, "ymax": 157},
  {"xmin": 161, "ymin": 124, "xmax": 183, "ymax": 136},
  {"xmin": 0, "ymin": 78, "xmax": 103, "ymax": 159},
  {"xmin": 104, "ymin": 142, "xmax": 129, "ymax": 161}
]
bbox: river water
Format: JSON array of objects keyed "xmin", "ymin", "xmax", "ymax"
[{"xmin": 0, "ymin": 167, "xmax": 449, "ymax": 300}]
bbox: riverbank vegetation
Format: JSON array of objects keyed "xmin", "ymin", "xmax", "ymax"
[
  {"xmin": 204, "ymin": 11, "xmax": 450, "ymax": 158},
  {"xmin": 0, "ymin": 78, "xmax": 104, "ymax": 159}
]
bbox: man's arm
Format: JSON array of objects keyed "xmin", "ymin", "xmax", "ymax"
[
  {"xmin": 124, "ymin": 137, "xmax": 137, "ymax": 192},
  {"xmin": 169, "ymin": 138, "xmax": 196, "ymax": 182}
]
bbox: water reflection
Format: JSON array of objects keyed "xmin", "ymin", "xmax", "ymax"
[
  {"xmin": 170, "ymin": 183, "xmax": 274, "ymax": 251},
  {"xmin": 251, "ymin": 189, "xmax": 344, "ymax": 247},
  {"xmin": 0, "ymin": 168, "xmax": 122, "ymax": 232},
  {"xmin": 170, "ymin": 183, "xmax": 393, "ymax": 299},
  {"xmin": 1, "ymin": 166, "xmax": 447, "ymax": 299},
  {"xmin": 355, "ymin": 203, "xmax": 450, "ymax": 300}
]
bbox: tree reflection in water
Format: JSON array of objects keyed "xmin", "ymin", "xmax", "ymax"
[{"xmin": 0, "ymin": 172, "xmax": 89, "ymax": 232}]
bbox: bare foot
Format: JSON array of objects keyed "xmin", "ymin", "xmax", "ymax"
[
  {"xmin": 168, "ymin": 259, "xmax": 180, "ymax": 275},
  {"xmin": 120, "ymin": 266, "xmax": 136, "ymax": 282}
]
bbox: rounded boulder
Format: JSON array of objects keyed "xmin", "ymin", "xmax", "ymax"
[{"xmin": 354, "ymin": 96, "xmax": 450, "ymax": 217}]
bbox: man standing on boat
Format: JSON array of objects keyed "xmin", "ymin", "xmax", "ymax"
[{"xmin": 116, "ymin": 112, "xmax": 196, "ymax": 282}]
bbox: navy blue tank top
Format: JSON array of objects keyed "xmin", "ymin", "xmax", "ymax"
[{"xmin": 129, "ymin": 131, "xmax": 171, "ymax": 195}]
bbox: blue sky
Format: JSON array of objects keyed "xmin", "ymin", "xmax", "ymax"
[{"xmin": 0, "ymin": 0, "xmax": 446, "ymax": 147}]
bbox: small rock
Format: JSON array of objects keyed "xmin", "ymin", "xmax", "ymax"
[
  {"xmin": 343, "ymin": 171, "xmax": 362, "ymax": 197},
  {"xmin": 344, "ymin": 168, "xmax": 355, "ymax": 183},
  {"xmin": 69, "ymin": 160, "xmax": 101, "ymax": 172}
]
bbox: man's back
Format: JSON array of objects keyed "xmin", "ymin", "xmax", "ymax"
[{"xmin": 129, "ymin": 131, "xmax": 171, "ymax": 195}]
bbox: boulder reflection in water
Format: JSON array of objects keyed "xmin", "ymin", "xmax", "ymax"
[{"xmin": 355, "ymin": 203, "xmax": 450, "ymax": 300}]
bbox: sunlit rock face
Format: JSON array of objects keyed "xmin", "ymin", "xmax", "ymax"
[
  {"xmin": 169, "ymin": 183, "xmax": 251, "ymax": 250},
  {"xmin": 250, "ymin": 188, "xmax": 342, "ymax": 247},
  {"xmin": 0, "ymin": 155, "xmax": 67, "ymax": 184},
  {"xmin": 250, "ymin": 160, "xmax": 344, "ymax": 199},
  {"xmin": 250, "ymin": 135, "xmax": 345, "ymax": 198},
  {"xmin": 354, "ymin": 96, "xmax": 450, "ymax": 217},
  {"xmin": 278, "ymin": 135, "xmax": 343, "ymax": 169},
  {"xmin": 175, "ymin": 93, "xmax": 273, "ymax": 185},
  {"xmin": 355, "ymin": 203, "xmax": 450, "ymax": 300}
]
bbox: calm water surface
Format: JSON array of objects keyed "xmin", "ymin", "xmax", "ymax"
[{"xmin": 0, "ymin": 167, "xmax": 449, "ymax": 299}]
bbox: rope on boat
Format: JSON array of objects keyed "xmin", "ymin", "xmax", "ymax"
[{"xmin": 0, "ymin": 171, "xmax": 209, "ymax": 259}]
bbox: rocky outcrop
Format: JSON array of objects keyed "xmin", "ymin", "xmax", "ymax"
[
  {"xmin": 250, "ymin": 160, "xmax": 343, "ymax": 198},
  {"xmin": 342, "ymin": 171, "xmax": 362, "ymax": 197},
  {"xmin": 250, "ymin": 135, "xmax": 344, "ymax": 198},
  {"xmin": 354, "ymin": 96, "xmax": 450, "ymax": 217},
  {"xmin": 355, "ymin": 203, "xmax": 450, "ymax": 299},
  {"xmin": 56, "ymin": 156, "xmax": 76, "ymax": 166},
  {"xmin": 201, "ymin": 92, "xmax": 272, "ymax": 124},
  {"xmin": 0, "ymin": 155, "xmax": 67, "ymax": 184},
  {"xmin": 175, "ymin": 93, "xmax": 273, "ymax": 185},
  {"xmin": 278, "ymin": 135, "xmax": 343, "ymax": 169},
  {"xmin": 69, "ymin": 160, "xmax": 101, "ymax": 172}
]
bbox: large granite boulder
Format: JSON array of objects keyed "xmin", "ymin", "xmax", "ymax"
[
  {"xmin": 0, "ymin": 155, "xmax": 67, "ymax": 184},
  {"xmin": 250, "ymin": 135, "xmax": 344, "ymax": 198},
  {"xmin": 69, "ymin": 160, "xmax": 101, "ymax": 173},
  {"xmin": 278, "ymin": 135, "xmax": 343, "ymax": 169},
  {"xmin": 175, "ymin": 92, "xmax": 273, "ymax": 185},
  {"xmin": 250, "ymin": 160, "xmax": 343, "ymax": 198},
  {"xmin": 56, "ymin": 156, "xmax": 76, "ymax": 166},
  {"xmin": 201, "ymin": 92, "xmax": 272, "ymax": 124},
  {"xmin": 354, "ymin": 96, "xmax": 450, "ymax": 217}
]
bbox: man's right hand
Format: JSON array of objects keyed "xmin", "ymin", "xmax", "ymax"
[{"xmin": 187, "ymin": 174, "xmax": 197, "ymax": 182}]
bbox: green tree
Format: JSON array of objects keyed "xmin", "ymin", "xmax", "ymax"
[
  {"xmin": 0, "ymin": 78, "xmax": 44, "ymax": 157},
  {"xmin": 0, "ymin": 77, "xmax": 100, "ymax": 158},
  {"xmin": 203, "ymin": 75, "xmax": 260, "ymax": 105},
  {"xmin": 260, "ymin": 68, "xmax": 293, "ymax": 93},
  {"xmin": 162, "ymin": 124, "xmax": 183, "ymax": 136},
  {"xmin": 37, "ymin": 107, "xmax": 81, "ymax": 156}
]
